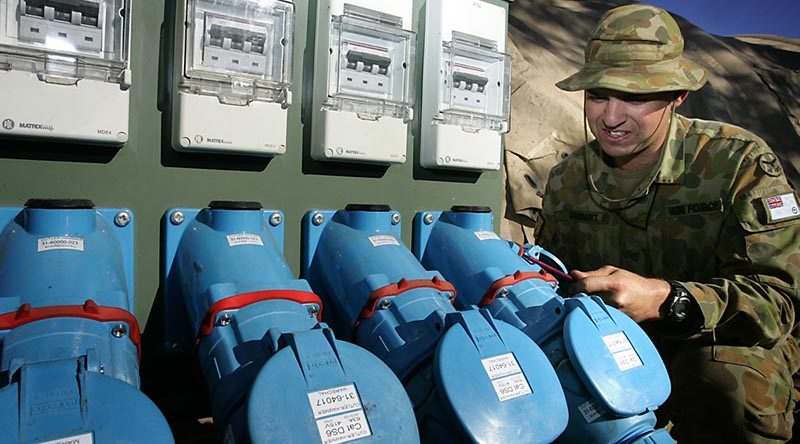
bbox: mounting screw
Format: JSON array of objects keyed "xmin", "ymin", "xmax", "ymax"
[
  {"xmin": 380, "ymin": 299, "xmax": 391, "ymax": 309},
  {"xmin": 391, "ymin": 213, "xmax": 401, "ymax": 225},
  {"xmin": 114, "ymin": 211, "xmax": 131, "ymax": 227},
  {"xmin": 218, "ymin": 313, "xmax": 232, "ymax": 326},
  {"xmin": 423, "ymin": 213, "xmax": 434, "ymax": 225},
  {"xmin": 111, "ymin": 324, "xmax": 126, "ymax": 338},
  {"xmin": 269, "ymin": 212, "xmax": 282, "ymax": 226},
  {"xmin": 498, "ymin": 288, "xmax": 509, "ymax": 298},
  {"xmin": 170, "ymin": 210, "xmax": 185, "ymax": 225},
  {"xmin": 312, "ymin": 212, "xmax": 325, "ymax": 226},
  {"xmin": 99, "ymin": 365, "xmax": 105, "ymax": 375},
  {"xmin": 307, "ymin": 305, "xmax": 319, "ymax": 317}
]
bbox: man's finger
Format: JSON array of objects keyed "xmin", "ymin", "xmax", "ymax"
[
  {"xmin": 571, "ymin": 265, "xmax": 617, "ymax": 280},
  {"xmin": 572, "ymin": 275, "xmax": 617, "ymax": 295}
]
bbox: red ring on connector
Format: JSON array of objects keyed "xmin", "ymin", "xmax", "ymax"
[
  {"xmin": 357, "ymin": 277, "xmax": 457, "ymax": 323},
  {"xmin": 0, "ymin": 300, "xmax": 142, "ymax": 361},
  {"xmin": 197, "ymin": 290, "xmax": 323, "ymax": 342},
  {"xmin": 480, "ymin": 269, "xmax": 559, "ymax": 306}
]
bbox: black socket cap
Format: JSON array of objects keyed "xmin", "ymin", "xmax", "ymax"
[
  {"xmin": 345, "ymin": 204, "xmax": 392, "ymax": 212},
  {"xmin": 208, "ymin": 201, "xmax": 263, "ymax": 210},
  {"xmin": 450, "ymin": 205, "xmax": 492, "ymax": 213},
  {"xmin": 25, "ymin": 199, "xmax": 95, "ymax": 209}
]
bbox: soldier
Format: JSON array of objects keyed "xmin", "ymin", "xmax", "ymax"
[{"xmin": 535, "ymin": 4, "xmax": 800, "ymax": 443}]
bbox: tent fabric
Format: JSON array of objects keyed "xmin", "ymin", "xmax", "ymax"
[{"xmin": 502, "ymin": 0, "xmax": 800, "ymax": 244}]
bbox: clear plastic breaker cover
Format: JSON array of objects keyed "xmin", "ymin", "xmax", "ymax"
[
  {"xmin": 325, "ymin": 4, "xmax": 415, "ymax": 121},
  {"xmin": 438, "ymin": 31, "xmax": 511, "ymax": 133},
  {"xmin": 183, "ymin": 0, "xmax": 294, "ymax": 105},
  {"xmin": 0, "ymin": 0, "xmax": 130, "ymax": 84}
]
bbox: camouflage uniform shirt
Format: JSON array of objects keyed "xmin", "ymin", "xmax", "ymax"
[{"xmin": 537, "ymin": 114, "xmax": 800, "ymax": 403}]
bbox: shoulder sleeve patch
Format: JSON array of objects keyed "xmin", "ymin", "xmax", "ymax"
[
  {"xmin": 735, "ymin": 185, "xmax": 800, "ymax": 232},
  {"xmin": 757, "ymin": 153, "xmax": 783, "ymax": 177}
]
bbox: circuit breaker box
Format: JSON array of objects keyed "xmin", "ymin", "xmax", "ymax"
[
  {"xmin": 309, "ymin": 0, "xmax": 416, "ymax": 164},
  {"xmin": 0, "ymin": 0, "xmax": 132, "ymax": 145},
  {"xmin": 418, "ymin": 0, "xmax": 511, "ymax": 171},
  {"xmin": 169, "ymin": 0, "xmax": 294, "ymax": 155}
]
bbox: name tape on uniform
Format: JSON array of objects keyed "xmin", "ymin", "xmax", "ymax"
[
  {"xmin": 37, "ymin": 236, "xmax": 84, "ymax": 252},
  {"xmin": 602, "ymin": 332, "xmax": 643, "ymax": 371},
  {"xmin": 368, "ymin": 235, "xmax": 399, "ymax": 247},
  {"xmin": 226, "ymin": 233, "xmax": 264, "ymax": 247},
  {"xmin": 481, "ymin": 353, "xmax": 532, "ymax": 402},
  {"xmin": 39, "ymin": 432, "xmax": 94, "ymax": 444}
]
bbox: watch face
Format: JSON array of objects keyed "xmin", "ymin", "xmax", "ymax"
[{"xmin": 671, "ymin": 295, "xmax": 692, "ymax": 321}]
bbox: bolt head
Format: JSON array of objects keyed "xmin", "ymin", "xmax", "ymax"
[
  {"xmin": 114, "ymin": 211, "xmax": 131, "ymax": 227},
  {"xmin": 423, "ymin": 213, "xmax": 434, "ymax": 225},
  {"xmin": 219, "ymin": 313, "xmax": 232, "ymax": 326},
  {"xmin": 170, "ymin": 211, "xmax": 185, "ymax": 225},
  {"xmin": 498, "ymin": 288, "xmax": 509, "ymax": 297},
  {"xmin": 380, "ymin": 299, "xmax": 391, "ymax": 309},
  {"xmin": 269, "ymin": 212, "xmax": 282, "ymax": 226},
  {"xmin": 391, "ymin": 213, "xmax": 401, "ymax": 225},
  {"xmin": 111, "ymin": 324, "xmax": 126, "ymax": 338},
  {"xmin": 312, "ymin": 212, "xmax": 325, "ymax": 226},
  {"xmin": 307, "ymin": 305, "xmax": 319, "ymax": 317}
]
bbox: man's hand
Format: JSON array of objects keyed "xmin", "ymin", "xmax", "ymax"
[{"xmin": 570, "ymin": 265, "xmax": 671, "ymax": 323}]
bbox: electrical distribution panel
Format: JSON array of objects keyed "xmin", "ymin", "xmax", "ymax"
[
  {"xmin": 309, "ymin": 0, "xmax": 416, "ymax": 164},
  {"xmin": 419, "ymin": 0, "xmax": 511, "ymax": 171},
  {"xmin": 170, "ymin": 0, "xmax": 294, "ymax": 155},
  {"xmin": 0, "ymin": 0, "xmax": 132, "ymax": 145}
]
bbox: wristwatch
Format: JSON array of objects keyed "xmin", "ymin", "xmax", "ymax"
[{"xmin": 660, "ymin": 281, "xmax": 694, "ymax": 322}]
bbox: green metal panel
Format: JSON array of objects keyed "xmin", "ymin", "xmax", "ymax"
[{"xmin": 0, "ymin": 0, "xmax": 506, "ymax": 334}]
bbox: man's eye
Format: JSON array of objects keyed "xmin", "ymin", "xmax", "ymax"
[{"xmin": 587, "ymin": 96, "xmax": 607, "ymax": 103}]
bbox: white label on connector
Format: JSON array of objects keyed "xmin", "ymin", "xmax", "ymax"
[
  {"xmin": 316, "ymin": 410, "xmax": 372, "ymax": 444},
  {"xmin": 226, "ymin": 234, "xmax": 264, "ymax": 247},
  {"xmin": 481, "ymin": 353, "xmax": 532, "ymax": 402},
  {"xmin": 39, "ymin": 432, "xmax": 94, "ymax": 444},
  {"xmin": 602, "ymin": 332, "xmax": 643, "ymax": 371},
  {"xmin": 37, "ymin": 236, "xmax": 84, "ymax": 252},
  {"xmin": 474, "ymin": 231, "xmax": 500, "ymax": 241},
  {"xmin": 308, "ymin": 385, "xmax": 363, "ymax": 419},
  {"xmin": 481, "ymin": 353, "xmax": 522, "ymax": 379},
  {"xmin": 368, "ymin": 235, "xmax": 399, "ymax": 247},
  {"xmin": 490, "ymin": 373, "xmax": 532, "ymax": 402},
  {"xmin": 578, "ymin": 398, "xmax": 607, "ymax": 423}
]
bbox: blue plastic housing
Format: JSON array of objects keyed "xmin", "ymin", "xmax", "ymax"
[
  {"xmin": 302, "ymin": 208, "xmax": 569, "ymax": 444},
  {"xmin": 414, "ymin": 209, "xmax": 674, "ymax": 444},
  {"xmin": 163, "ymin": 205, "xmax": 418, "ymax": 444},
  {"xmin": 0, "ymin": 204, "xmax": 172, "ymax": 444}
]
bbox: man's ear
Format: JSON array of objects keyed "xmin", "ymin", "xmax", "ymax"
[{"xmin": 673, "ymin": 91, "xmax": 690, "ymax": 108}]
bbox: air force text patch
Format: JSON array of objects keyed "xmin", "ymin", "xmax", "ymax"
[
  {"xmin": 763, "ymin": 193, "xmax": 800, "ymax": 223},
  {"xmin": 666, "ymin": 199, "xmax": 723, "ymax": 217}
]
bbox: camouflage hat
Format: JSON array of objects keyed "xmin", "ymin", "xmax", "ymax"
[{"xmin": 557, "ymin": 4, "xmax": 708, "ymax": 93}]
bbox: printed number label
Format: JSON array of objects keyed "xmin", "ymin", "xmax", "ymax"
[
  {"xmin": 474, "ymin": 231, "xmax": 500, "ymax": 241},
  {"xmin": 368, "ymin": 235, "xmax": 399, "ymax": 247},
  {"xmin": 308, "ymin": 385, "xmax": 363, "ymax": 419},
  {"xmin": 481, "ymin": 353, "xmax": 532, "ymax": 402},
  {"xmin": 316, "ymin": 410, "xmax": 372, "ymax": 444},
  {"xmin": 39, "ymin": 432, "xmax": 94, "ymax": 444},
  {"xmin": 226, "ymin": 233, "xmax": 263, "ymax": 247},
  {"xmin": 37, "ymin": 236, "xmax": 84, "ymax": 252},
  {"xmin": 602, "ymin": 332, "xmax": 643, "ymax": 371}
]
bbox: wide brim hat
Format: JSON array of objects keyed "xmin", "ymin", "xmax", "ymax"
[{"xmin": 557, "ymin": 5, "xmax": 708, "ymax": 94}]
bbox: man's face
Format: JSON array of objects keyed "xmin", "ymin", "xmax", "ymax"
[{"xmin": 584, "ymin": 89, "xmax": 686, "ymax": 168}]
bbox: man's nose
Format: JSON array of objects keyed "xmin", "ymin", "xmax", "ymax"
[{"xmin": 601, "ymin": 97, "xmax": 626, "ymax": 128}]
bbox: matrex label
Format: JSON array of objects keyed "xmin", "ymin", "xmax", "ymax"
[
  {"xmin": 368, "ymin": 235, "xmax": 399, "ymax": 247},
  {"xmin": 764, "ymin": 193, "xmax": 800, "ymax": 222},
  {"xmin": 40, "ymin": 432, "xmax": 94, "ymax": 444},
  {"xmin": 37, "ymin": 236, "xmax": 84, "ymax": 252},
  {"xmin": 481, "ymin": 353, "xmax": 532, "ymax": 402},
  {"xmin": 226, "ymin": 233, "xmax": 264, "ymax": 247},
  {"xmin": 602, "ymin": 332, "xmax": 643, "ymax": 371},
  {"xmin": 474, "ymin": 230, "xmax": 501, "ymax": 241},
  {"xmin": 316, "ymin": 410, "xmax": 372, "ymax": 444},
  {"xmin": 578, "ymin": 399, "xmax": 607, "ymax": 423},
  {"xmin": 308, "ymin": 385, "xmax": 363, "ymax": 419}
]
